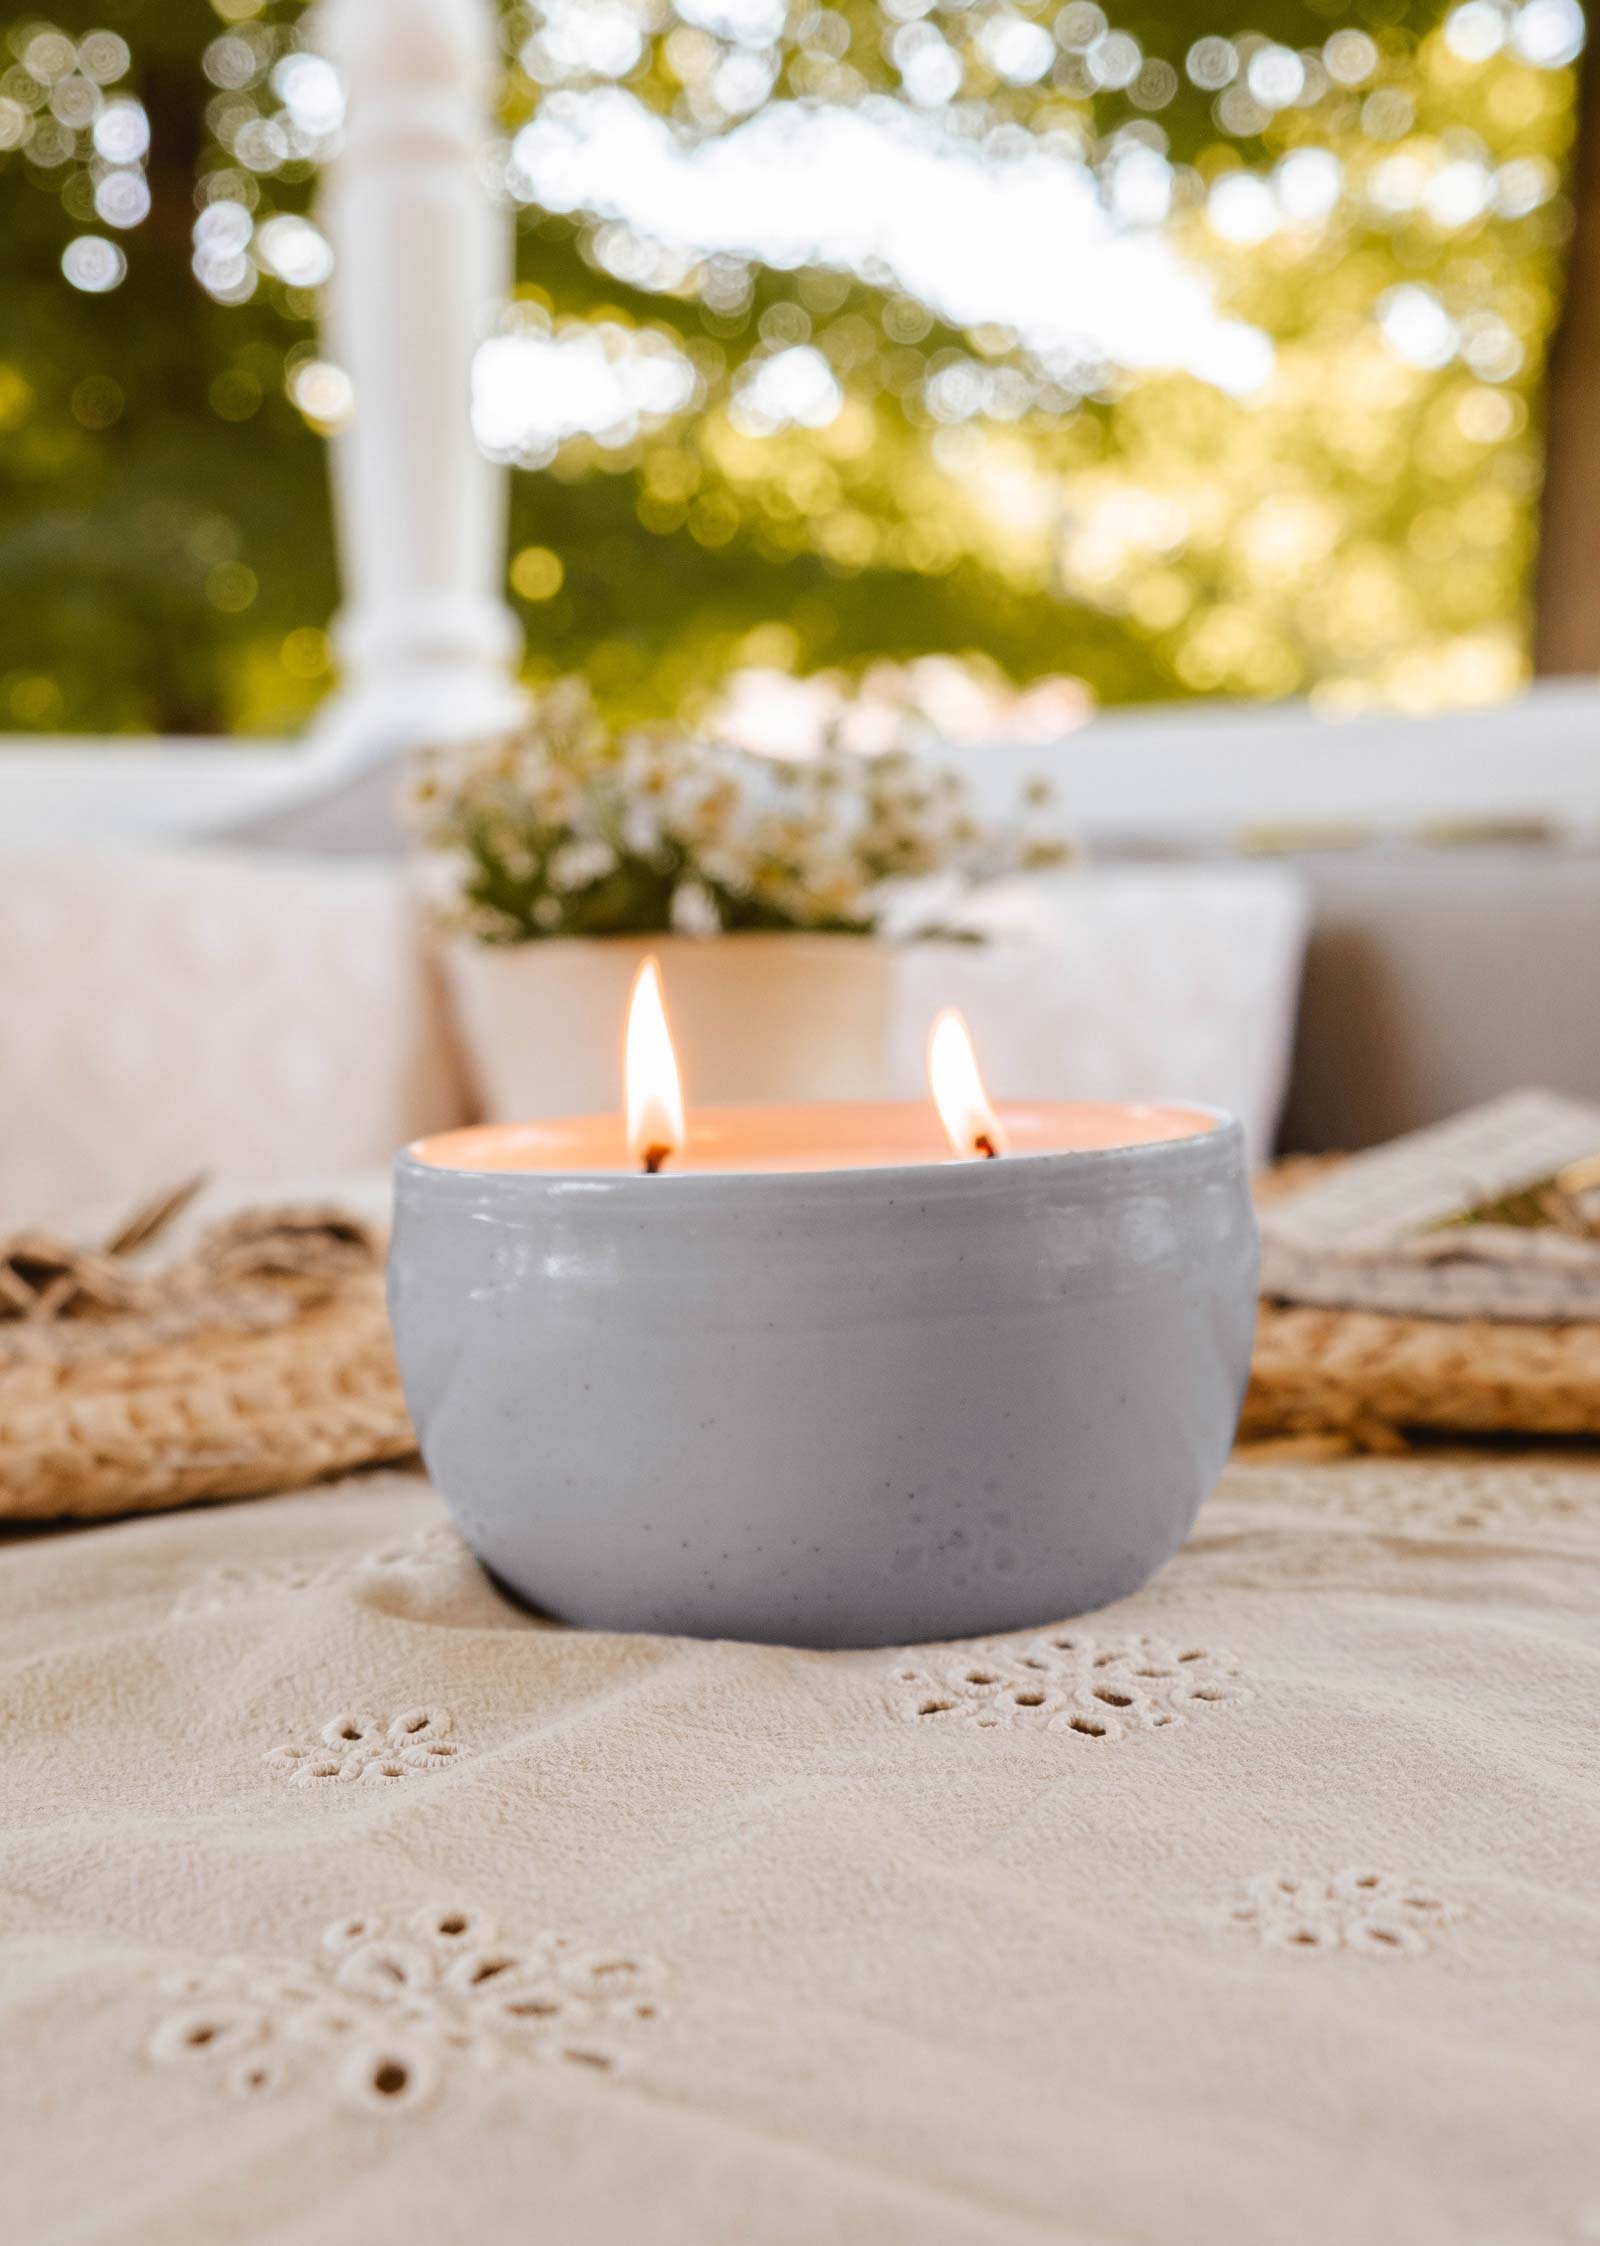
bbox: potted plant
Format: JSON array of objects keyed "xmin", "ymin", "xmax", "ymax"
[{"xmin": 407, "ymin": 679, "xmax": 1067, "ymax": 1120}]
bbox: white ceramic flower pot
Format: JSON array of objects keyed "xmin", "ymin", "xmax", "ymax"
[{"xmin": 443, "ymin": 933, "xmax": 897, "ymax": 1120}]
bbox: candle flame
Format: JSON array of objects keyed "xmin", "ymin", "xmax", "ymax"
[
  {"xmin": 928, "ymin": 1008, "xmax": 1007, "ymax": 1160},
  {"xmin": 626, "ymin": 955, "xmax": 686, "ymax": 1173}
]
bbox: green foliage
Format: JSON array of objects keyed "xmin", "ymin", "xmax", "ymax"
[
  {"xmin": 0, "ymin": 0, "xmax": 334, "ymax": 734},
  {"xmin": 0, "ymin": 0, "xmax": 1583, "ymax": 737}
]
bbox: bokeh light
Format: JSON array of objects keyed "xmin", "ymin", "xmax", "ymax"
[
  {"xmin": 0, "ymin": 1, "xmax": 1588, "ymax": 736},
  {"xmin": 61, "ymin": 233, "xmax": 125, "ymax": 292}
]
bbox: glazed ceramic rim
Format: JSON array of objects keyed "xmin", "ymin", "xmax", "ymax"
[{"xmin": 396, "ymin": 1104, "xmax": 1245, "ymax": 1207}]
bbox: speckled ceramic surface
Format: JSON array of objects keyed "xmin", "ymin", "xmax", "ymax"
[{"xmin": 388, "ymin": 1118, "xmax": 1258, "ymax": 1649}]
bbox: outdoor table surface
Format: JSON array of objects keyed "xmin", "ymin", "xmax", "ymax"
[{"xmin": 2, "ymin": 1445, "xmax": 1597, "ymax": 2246}]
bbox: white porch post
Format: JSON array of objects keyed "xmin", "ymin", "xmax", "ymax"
[{"xmin": 314, "ymin": 0, "xmax": 523, "ymax": 767}]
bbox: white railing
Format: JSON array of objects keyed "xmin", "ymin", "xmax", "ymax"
[
  {"xmin": 947, "ymin": 675, "xmax": 1600, "ymax": 846},
  {"xmin": 314, "ymin": 0, "xmax": 523, "ymax": 765},
  {"xmin": 5, "ymin": 680, "xmax": 1600, "ymax": 850}
]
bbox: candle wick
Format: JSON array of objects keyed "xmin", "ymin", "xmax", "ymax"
[
  {"xmin": 973, "ymin": 1134, "xmax": 1001, "ymax": 1160},
  {"xmin": 642, "ymin": 1145, "xmax": 671, "ymax": 1175}
]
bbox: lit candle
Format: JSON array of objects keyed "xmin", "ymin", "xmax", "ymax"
[
  {"xmin": 389, "ymin": 958, "xmax": 1259, "ymax": 1649},
  {"xmin": 928, "ymin": 1006, "xmax": 1007, "ymax": 1160},
  {"xmin": 624, "ymin": 957, "xmax": 685, "ymax": 1175},
  {"xmin": 417, "ymin": 956, "xmax": 1221, "ymax": 1179}
]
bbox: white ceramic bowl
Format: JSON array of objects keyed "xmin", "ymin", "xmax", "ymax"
[{"xmin": 388, "ymin": 1111, "xmax": 1258, "ymax": 1649}]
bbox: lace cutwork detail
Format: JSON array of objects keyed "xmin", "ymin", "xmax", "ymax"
[
  {"xmin": 175, "ymin": 1521, "xmax": 465, "ymax": 1616},
  {"xmin": 888, "ymin": 1630, "xmax": 1248, "ymax": 1734},
  {"xmin": 1218, "ymin": 1870, "xmax": 1460, "ymax": 1955},
  {"xmin": 265, "ymin": 1708, "xmax": 461, "ymax": 1785},
  {"xmin": 1216, "ymin": 1459, "xmax": 1600, "ymax": 1548},
  {"xmin": 147, "ymin": 1906, "xmax": 662, "ymax": 2112}
]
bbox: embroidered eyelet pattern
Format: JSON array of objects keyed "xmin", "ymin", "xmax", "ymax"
[
  {"xmin": 1217, "ymin": 1459, "xmax": 1600, "ymax": 1549},
  {"xmin": 1219, "ymin": 1870, "xmax": 1459, "ymax": 1955},
  {"xmin": 265, "ymin": 1709, "xmax": 461, "ymax": 1785},
  {"xmin": 888, "ymin": 1630, "xmax": 1248, "ymax": 1734},
  {"xmin": 147, "ymin": 1906, "xmax": 661, "ymax": 2112},
  {"xmin": 176, "ymin": 1521, "xmax": 466, "ymax": 1616}
]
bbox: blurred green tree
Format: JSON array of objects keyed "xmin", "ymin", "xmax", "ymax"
[{"xmin": 0, "ymin": 0, "xmax": 1583, "ymax": 737}]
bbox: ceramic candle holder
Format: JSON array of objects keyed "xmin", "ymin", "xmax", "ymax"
[{"xmin": 389, "ymin": 1107, "xmax": 1258, "ymax": 1650}]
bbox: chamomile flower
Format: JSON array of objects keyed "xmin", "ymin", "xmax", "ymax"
[{"xmin": 407, "ymin": 679, "xmax": 1072, "ymax": 943}]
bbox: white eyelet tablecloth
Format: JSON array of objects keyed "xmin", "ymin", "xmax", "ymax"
[{"xmin": 2, "ymin": 1449, "xmax": 1597, "ymax": 2245}]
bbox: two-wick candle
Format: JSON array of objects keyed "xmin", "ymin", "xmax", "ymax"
[
  {"xmin": 389, "ymin": 952, "xmax": 1258, "ymax": 1648},
  {"xmin": 416, "ymin": 955, "xmax": 1219, "ymax": 1179}
]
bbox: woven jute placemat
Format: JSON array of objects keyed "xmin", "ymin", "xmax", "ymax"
[
  {"xmin": 0, "ymin": 1189, "xmax": 416, "ymax": 1522},
  {"xmin": 13, "ymin": 1159, "xmax": 1597, "ymax": 1512},
  {"xmin": 1242, "ymin": 1159, "xmax": 1600, "ymax": 1453}
]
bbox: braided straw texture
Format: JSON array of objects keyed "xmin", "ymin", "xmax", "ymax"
[
  {"xmin": 1244, "ymin": 1159, "xmax": 1600, "ymax": 1451},
  {"xmin": 0, "ymin": 1201, "xmax": 415, "ymax": 1522}
]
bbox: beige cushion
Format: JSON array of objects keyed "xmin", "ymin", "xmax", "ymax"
[
  {"xmin": 1280, "ymin": 845, "xmax": 1600, "ymax": 1150},
  {"xmin": 891, "ymin": 866, "xmax": 1309, "ymax": 1159},
  {"xmin": 0, "ymin": 847, "xmax": 469, "ymax": 1225}
]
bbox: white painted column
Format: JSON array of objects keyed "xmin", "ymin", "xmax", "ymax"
[{"xmin": 313, "ymin": 0, "xmax": 523, "ymax": 766}]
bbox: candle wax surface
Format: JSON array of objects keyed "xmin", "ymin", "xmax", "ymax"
[{"xmin": 413, "ymin": 1101, "xmax": 1218, "ymax": 1177}]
